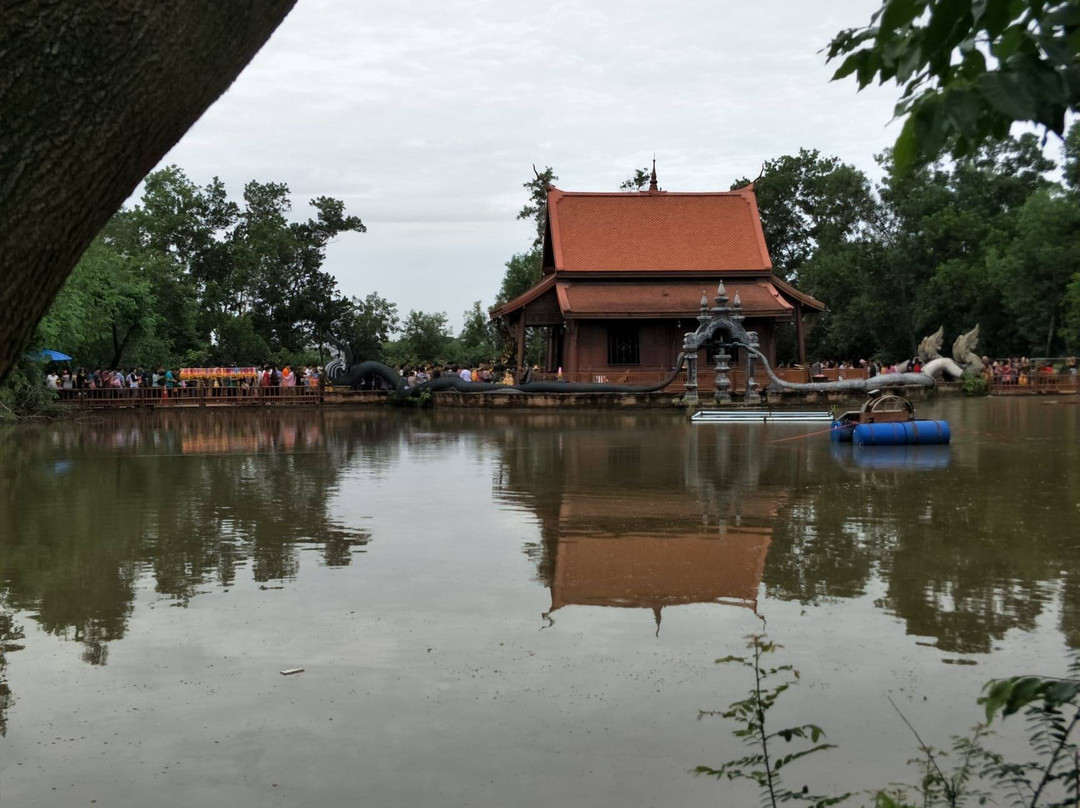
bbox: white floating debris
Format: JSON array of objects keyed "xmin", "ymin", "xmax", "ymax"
[{"xmin": 280, "ymin": 668, "xmax": 305, "ymax": 676}]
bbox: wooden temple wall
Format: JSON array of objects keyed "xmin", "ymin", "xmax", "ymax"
[{"xmin": 561, "ymin": 318, "xmax": 779, "ymax": 375}]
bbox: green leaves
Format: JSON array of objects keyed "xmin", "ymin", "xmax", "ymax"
[
  {"xmin": 715, "ymin": 654, "xmax": 748, "ymax": 665},
  {"xmin": 774, "ymin": 724, "xmax": 827, "ymax": 744},
  {"xmin": 32, "ymin": 165, "xmax": 371, "ymax": 369},
  {"xmin": 979, "ymin": 675, "xmax": 1080, "ymax": 722},
  {"xmin": 517, "ymin": 165, "xmax": 558, "ymax": 249},
  {"xmin": 881, "ymin": 0, "xmax": 925, "ymax": 32},
  {"xmin": 828, "ymin": 0, "xmax": 1080, "ymax": 171},
  {"xmin": 703, "ymin": 632, "xmax": 1080, "ymax": 808},
  {"xmin": 496, "ymin": 248, "xmax": 543, "ymax": 306},
  {"xmin": 698, "ymin": 631, "xmax": 847, "ymax": 806}
]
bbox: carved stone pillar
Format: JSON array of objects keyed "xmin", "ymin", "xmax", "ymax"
[
  {"xmin": 713, "ymin": 346, "xmax": 731, "ymax": 405},
  {"xmin": 682, "ymin": 329, "xmax": 699, "ymax": 404},
  {"xmin": 744, "ymin": 331, "xmax": 760, "ymax": 404},
  {"xmin": 684, "ymin": 352, "xmax": 698, "ymax": 404}
]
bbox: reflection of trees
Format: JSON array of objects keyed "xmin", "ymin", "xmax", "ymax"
[
  {"xmin": 487, "ymin": 409, "xmax": 1079, "ymax": 655},
  {"xmin": 765, "ymin": 437, "xmax": 1080, "ymax": 654},
  {"xmin": 2, "ymin": 405, "xmax": 1076, "ymax": 736},
  {"xmin": 0, "ymin": 608, "xmax": 25, "ymax": 736},
  {"xmin": 0, "ymin": 411, "xmax": 395, "ymax": 683}
]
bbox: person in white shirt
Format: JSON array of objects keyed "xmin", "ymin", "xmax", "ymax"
[
  {"xmin": 46, "ymin": 372, "xmax": 59, "ymax": 390},
  {"xmin": 458, "ymin": 367, "xmax": 472, "ymax": 382}
]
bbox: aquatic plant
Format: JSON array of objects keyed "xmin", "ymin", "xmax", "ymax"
[
  {"xmin": 700, "ymin": 625, "xmax": 1080, "ymax": 808},
  {"xmin": 961, "ymin": 375, "xmax": 989, "ymax": 396},
  {"xmin": 878, "ymin": 657, "xmax": 1080, "ymax": 807},
  {"xmin": 695, "ymin": 617, "xmax": 850, "ymax": 807}
]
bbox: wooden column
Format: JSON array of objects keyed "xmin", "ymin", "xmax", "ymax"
[
  {"xmin": 515, "ymin": 313, "xmax": 526, "ymax": 376},
  {"xmin": 567, "ymin": 320, "xmax": 579, "ymax": 375},
  {"xmin": 794, "ymin": 303, "xmax": 807, "ymax": 367}
]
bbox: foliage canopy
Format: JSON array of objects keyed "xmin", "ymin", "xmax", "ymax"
[{"xmin": 828, "ymin": 0, "xmax": 1080, "ymax": 172}]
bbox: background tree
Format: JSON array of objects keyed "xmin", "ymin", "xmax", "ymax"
[
  {"xmin": 619, "ymin": 167, "xmax": 651, "ymax": 191},
  {"xmin": 517, "ymin": 165, "xmax": 558, "ymax": 249},
  {"xmin": 491, "ymin": 165, "xmax": 560, "ymax": 371},
  {"xmin": 756, "ymin": 132, "xmax": 1073, "ymax": 361},
  {"xmin": 334, "ymin": 293, "xmax": 400, "ymax": 363},
  {"xmin": 732, "ymin": 149, "xmax": 876, "ymax": 283},
  {"xmin": 987, "ymin": 189, "xmax": 1080, "ymax": 355},
  {"xmin": 35, "ymin": 229, "xmax": 164, "ymax": 369},
  {"xmin": 385, "ymin": 311, "xmax": 454, "ymax": 366},
  {"xmin": 457, "ymin": 301, "xmax": 501, "ymax": 366},
  {"xmin": 828, "ymin": 0, "xmax": 1080, "ymax": 171},
  {"xmin": 496, "ymin": 250, "xmax": 544, "ymax": 305},
  {"xmin": 18, "ymin": 166, "xmax": 366, "ymax": 373}
]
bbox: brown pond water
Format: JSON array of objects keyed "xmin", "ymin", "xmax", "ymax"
[{"xmin": 0, "ymin": 398, "xmax": 1078, "ymax": 807}]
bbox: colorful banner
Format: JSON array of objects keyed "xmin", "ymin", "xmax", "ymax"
[{"xmin": 180, "ymin": 367, "xmax": 260, "ymax": 380}]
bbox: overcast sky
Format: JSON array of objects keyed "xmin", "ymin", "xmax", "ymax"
[{"xmin": 157, "ymin": 0, "xmax": 903, "ymax": 332}]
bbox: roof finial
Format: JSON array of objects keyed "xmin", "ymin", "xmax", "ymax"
[{"xmin": 649, "ymin": 157, "xmax": 658, "ymax": 192}]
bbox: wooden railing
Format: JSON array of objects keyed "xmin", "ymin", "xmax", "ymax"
[
  {"xmin": 989, "ymin": 374, "xmax": 1080, "ymax": 395},
  {"xmin": 55, "ymin": 386, "xmax": 322, "ymax": 407},
  {"xmin": 529, "ymin": 367, "xmax": 867, "ymax": 390}
]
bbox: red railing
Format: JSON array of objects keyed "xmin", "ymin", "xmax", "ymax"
[{"xmin": 55, "ymin": 386, "xmax": 322, "ymax": 407}]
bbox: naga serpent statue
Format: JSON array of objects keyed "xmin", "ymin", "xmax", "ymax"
[
  {"xmin": 324, "ymin": 286, "xmax": 982, "ymax": 401},
  {"xmin": 324, "ymin": 336, "xmax": 690, "ymax": 398},
  {"xmin": 670, "ymin": 285, "xmax": 981, "ymax": 401}
]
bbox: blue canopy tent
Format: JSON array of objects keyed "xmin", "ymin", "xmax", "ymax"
[{"xmin": 39, "ymin": 350, "xmax": 72, "ymax": 362}]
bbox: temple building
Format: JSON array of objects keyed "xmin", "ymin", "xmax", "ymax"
[{"xmin": 490, "ymin": 165, "xmax": 823, "ymax": 377}]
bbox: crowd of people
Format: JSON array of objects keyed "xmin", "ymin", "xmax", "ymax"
[
  {"xmin": 45, "ymin": 367, "xmax": 181, "ymax": 392},
  {"xmin": 986, "ymin": 356, "xmax": 1078, "ymax": 385},
  {"xmin": 42, "ymin": 355, "xmax": 1080, "ymax": 398},
  {"xmin": 44, "ymin": 365, "xmax": 326, "ymax": 396},
  {"xmin": 251, "ymin": 366, "xmax": 323, "ymax": 391},
  {"xmin": 354, "ymin": 363, "xmax": 516, "ymax": 390},
  {"xmin": 806, "ymin": 355, "xmax": 1080, "ymax": 385},
  {"xmin": 806, "ymin": 358, "xmax": 885, "ymax": 379}
]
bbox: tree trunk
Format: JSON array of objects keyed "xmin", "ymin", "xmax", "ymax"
[
  {"xmin": 111, "ymin": 323, "xmax": 121, "ymax": 369},
  {"xmin": 110, "ymin": 322, "xmax": 135, "ymax": 369},
  {"xmin": 0, "ymin": 0, "xmax": 297, "ymax": 383},
  {"xmin": 1045, "ymin": 307, "xmax": 1056, "ymax": 358}
]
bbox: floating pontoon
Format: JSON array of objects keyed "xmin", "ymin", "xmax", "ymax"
[{"xmin": 690, "ymin": 410, "xmax": 833, "ymax": 424}]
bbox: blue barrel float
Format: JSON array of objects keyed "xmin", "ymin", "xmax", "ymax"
[
  {"xmin": 830, "ymin": 420, "xmax": 856, "ymax": 442},
  {"xmin": 852, "ymin": 420, "xmax": 950, "ymax": 446}
]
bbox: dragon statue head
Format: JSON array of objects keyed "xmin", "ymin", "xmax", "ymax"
[
  {"xmin": 917, "ymin": 326, "xmax": 944, "ymax": 363},
  {"xmin": 951, "ymin": 325, "xmax": 983, "ymax": 377}
]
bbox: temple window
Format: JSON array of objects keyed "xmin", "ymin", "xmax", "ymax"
[{"xmin": 607, "ymin": 325, "xmax": 640, "ymax": 365}]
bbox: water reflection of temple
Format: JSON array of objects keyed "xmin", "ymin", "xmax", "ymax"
[
  {"xmin": 485, "ymin": 409, "xmax": 1079, "ymax": 655},
  {"xmin": 491, "ymin": 414, "xmax": 797, "ymax": 623},
  {"xmin": 3, "ymin": 408, "xmax": 1077, "ymax": 737}
]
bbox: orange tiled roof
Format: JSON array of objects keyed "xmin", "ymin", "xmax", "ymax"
[
  {"xmin": 488, "ymin": 273, "xmax": 556, "ymax": 319},
  {"xmin": 547, "ymin": 186, "xmax": 773, "ymax": 272}
]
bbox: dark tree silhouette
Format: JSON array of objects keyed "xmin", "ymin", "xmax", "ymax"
[{"xmin": 0, "ymin": 0, "xmax": 298, "ymax": 382}]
